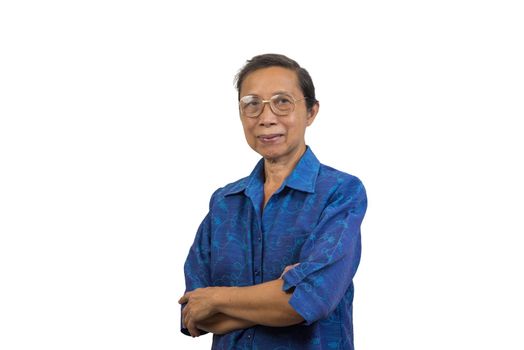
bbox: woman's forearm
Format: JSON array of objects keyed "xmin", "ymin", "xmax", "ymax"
[
  {"xmin": 179, "ymin": 266, "xmax": 303, "ymax": 335},
  {"xmin": 213, "ymin": 279, "xmax": 304, "ymax": 327},
  {"xmin": 197, "ymin": 313, "xmax": 256, "ymax": 335}
]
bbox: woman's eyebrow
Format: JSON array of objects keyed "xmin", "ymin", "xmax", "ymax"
[
  {"xmin": 244, "ymin": 91, "xmax": 293, "ymax": 98},
  {"xmin": 272, "ymin": 90, "xmax": 292, "ymax": 95}
]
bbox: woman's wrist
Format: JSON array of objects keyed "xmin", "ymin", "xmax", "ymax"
[{"xmin": 212, "ymin": 286, "xmax": 235, "ymax": 315}]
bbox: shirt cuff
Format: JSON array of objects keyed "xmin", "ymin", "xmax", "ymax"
[
  {"xmin": 281, "ymin": 266, "xmax": 305, "ymax": 291},
  {"xmin": 281, "ymin": 269, "xmax": 316, "ymax": 325}
]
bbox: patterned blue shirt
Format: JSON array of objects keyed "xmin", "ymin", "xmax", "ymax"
[{"xmin": 182, "ymin": 147, "xmax": 367, "ymax": 350}]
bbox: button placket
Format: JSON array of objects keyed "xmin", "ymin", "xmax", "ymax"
[
  {"xmin": 254, "ymin": 228, "xmax": 263, "ymax": 283},
  {"xmin": 252, "ymin": 218, "xmax": 263, "ymax": 284}
]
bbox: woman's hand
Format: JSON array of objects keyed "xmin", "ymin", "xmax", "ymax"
[{"xmin": 179, "ymin": 287, "xmax": 222, "ymax": 337}]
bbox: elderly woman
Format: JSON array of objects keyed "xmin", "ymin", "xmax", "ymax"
[{"xmin": 179, "ymin": 54, "xmax": 367, "ymax": 350}]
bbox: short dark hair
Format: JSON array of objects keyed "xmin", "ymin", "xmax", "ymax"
[{"xmin": 234, "ymin": 53, "xmax": 318, "ymax": 111}]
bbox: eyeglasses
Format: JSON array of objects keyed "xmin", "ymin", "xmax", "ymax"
[{"xmin": 239, "ymin": 93, "xmax": 306, "ymax": 118}]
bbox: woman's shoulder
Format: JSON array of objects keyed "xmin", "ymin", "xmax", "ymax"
[
  {"xmin": 211, "ymin": 176, "xmax": 251, "ymax": 199},
  {"xmin": 317, "ymin": 162, "xmax": 365, "ymax": 190}
]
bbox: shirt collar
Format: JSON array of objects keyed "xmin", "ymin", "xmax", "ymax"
[
  {"xmin": 223, "ymin": 146, "xmax": 320, "ymax": 197},
  {"xmin": 282, "ymin": 146, "xmax": 320, "ymax": 194}
]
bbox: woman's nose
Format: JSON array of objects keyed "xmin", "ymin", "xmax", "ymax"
[{"xmin": 258, "ymin": 102, "xmax": 278, "ymax": 126}]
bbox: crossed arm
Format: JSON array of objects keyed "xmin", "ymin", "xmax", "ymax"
[{"xmin": 179, "ymin": 265, "xmax": 303, "ymax": 337}]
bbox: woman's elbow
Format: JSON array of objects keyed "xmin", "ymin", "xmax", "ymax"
[{"xmin": 277, "ymin": 304, "xmax": 304, "ymax": 327}]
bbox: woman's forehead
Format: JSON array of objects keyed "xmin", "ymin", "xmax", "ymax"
[{"xmin": 240, "ymin": 67, "xmax": 301, "ymax": 97}]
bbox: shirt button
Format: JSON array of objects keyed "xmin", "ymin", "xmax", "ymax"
[
  {"xmin": 258, "ymin": 236, "xmax": 262, "ymax": 242},
  {"xmin": 255, "ymin": 270, "xmax": 260, "ymax": 276}
]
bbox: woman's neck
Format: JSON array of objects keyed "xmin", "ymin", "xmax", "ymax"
[{"xmin": 263, "ymin": 145, "xmax": 306, "ymax": 189}]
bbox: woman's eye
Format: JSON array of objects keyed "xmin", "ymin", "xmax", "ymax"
[
  {"xmin": 241, "ymin": 97, "xmax": 261, "ymax": 108},
  {"xmin": 276, "ymin": 97, "xmax": 292, "ymax": 105}
]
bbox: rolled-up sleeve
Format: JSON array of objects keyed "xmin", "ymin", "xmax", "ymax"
[
  {"xmin": 180, "ymin": 195, "xmax": 214, "ymax": 336},
  {"xmin": 282, "ymin": 178, "xmax": 367, "ymax": 325},
  {"xmin": 183, "ymin": 212, "xmax": 212, "ymax": 291}
]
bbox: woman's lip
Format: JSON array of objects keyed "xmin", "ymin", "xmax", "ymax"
[
  {"xmin": 258, "ymin": 134, "xmax": 283, "ymax": 142},
  {"xmin": 258, "ymin": 134, "xmax": 283, "ymax": 138}
]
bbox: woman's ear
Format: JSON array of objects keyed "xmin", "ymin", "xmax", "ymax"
[{"xmin": 306, "ymin": 101, "xmax": 319, "ymax": 126}]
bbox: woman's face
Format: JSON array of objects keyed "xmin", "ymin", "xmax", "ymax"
[{"xmin": 239, "ymin": 66, "xmax": 318, "ymax": 164}]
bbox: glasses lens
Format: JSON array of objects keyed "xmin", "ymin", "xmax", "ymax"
[
  {"xmin": 270, "ymin": 94, "xmax": 295, "ymax": 115},
  {"xmin": 240, "ymin": 96, "xmax": 262, "ymax": 117}
]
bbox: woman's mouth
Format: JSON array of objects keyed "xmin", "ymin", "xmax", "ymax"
[{"xmin": 258, "ymin": 134, "xmax": 283, "ymax": 143}]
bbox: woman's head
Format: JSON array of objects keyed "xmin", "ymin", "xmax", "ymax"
[
  {"xmin": 235, "ymin": 54, "xmax": 318, "ymax": 112},
  {"xmin": 235, "ymin": 54, "xmax": 319, "ymax": 164}
]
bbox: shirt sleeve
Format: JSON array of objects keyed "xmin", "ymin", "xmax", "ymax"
[
  {"xmin": 180, "ymin": 194, "xmax": 215, "ymax": 336},
  {"xmin": 281, "ymin": 177, "xmax": 367, "ymax": 325}
]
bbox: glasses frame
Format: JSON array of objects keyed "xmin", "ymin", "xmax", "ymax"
[{"xmin": 239, "ymin": 93, "xmax": 306, "ymax": 118}]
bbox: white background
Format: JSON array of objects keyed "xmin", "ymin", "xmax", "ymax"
[{"xmin": 1, "ymin": 1, "xmax": 523, "ymax": 349}]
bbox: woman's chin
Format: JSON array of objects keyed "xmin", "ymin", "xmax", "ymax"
[
  {"xmin": 252, "ymin": 143, "xmax": 305, "ymax": 164},
  {"xmin": 256, "ymin": 147, "xmax": 284, "ymax": 162}
]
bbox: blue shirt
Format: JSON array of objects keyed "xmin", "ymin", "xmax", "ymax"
[{"xmin": 182, "ymin": 147, "xmax": 367, "ymax": 350}]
